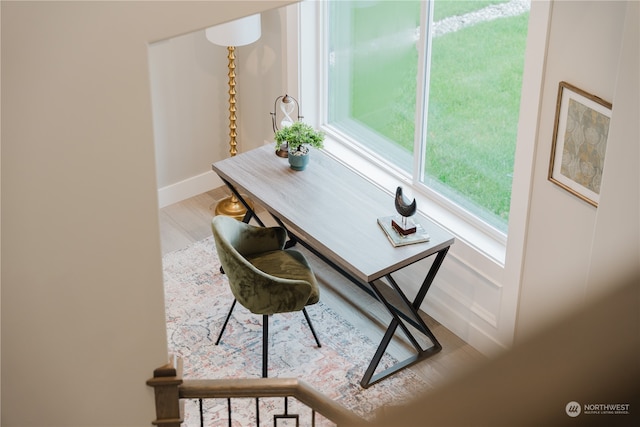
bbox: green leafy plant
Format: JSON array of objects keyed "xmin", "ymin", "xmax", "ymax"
[{"xmin": 274, "ymin": 121, "xmax": 325, "ymax": 155}]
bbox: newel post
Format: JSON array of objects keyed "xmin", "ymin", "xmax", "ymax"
[{"xmin": 146, "ymin": 355, "xmax": 184, "ymax": 427}]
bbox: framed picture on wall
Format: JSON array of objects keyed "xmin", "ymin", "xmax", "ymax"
[{"xmin": 548, "ymin": 81, "xmax": 613, "ymax": 207}]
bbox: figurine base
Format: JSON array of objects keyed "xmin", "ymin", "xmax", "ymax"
[{"xmin": 392, "ymin": 218, "xmax": 417, "ymax": 235}]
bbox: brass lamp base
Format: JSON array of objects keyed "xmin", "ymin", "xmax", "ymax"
[{"xmin": 213, "ymin": 194, "xmax": 254, "ymax": 221}]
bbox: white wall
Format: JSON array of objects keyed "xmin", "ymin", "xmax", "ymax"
[
  {"xmin": 515, "ymin": 0, "xmax": 637, "ymax": 340},
  {"xmin": 586, "ymin": 0, "xmax": 639, "ymax": 300},
  {"xmin": 0, "ymin": 1, "xmax": 295, "ymax": 425},
  {"xmin": 150, "ymin": 8, "xmax": 288, "ymax": 207}
]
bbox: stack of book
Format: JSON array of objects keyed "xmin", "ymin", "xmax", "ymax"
[{"xmin": 377, "ymin": 215, "xmax": 430, "ymax": 247}]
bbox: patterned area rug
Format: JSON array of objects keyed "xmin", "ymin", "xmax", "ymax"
[{"xmin": 163, "ymin": 237, "xmax": 428, "ymax": 425}]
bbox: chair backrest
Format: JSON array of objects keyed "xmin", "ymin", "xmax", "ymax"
[
  {"xmin": 213, "ymin": 215, "xmax": 287, "ymax": 257},
  {"xmin": 211, "ymin": 216, "xmax": 313, "ymax": 314}
]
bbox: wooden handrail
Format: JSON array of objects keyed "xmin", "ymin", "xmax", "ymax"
[
  {"xmin": 181, "ymin": 378, "xmax": 366, "ymax": 425},
  {"xmin": 147, "ymin": 357, "xmax": 368, "ymax": 426}
]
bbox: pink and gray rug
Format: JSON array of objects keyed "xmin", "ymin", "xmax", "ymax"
[{"xmin": 163, "ymin": 236, "xmax": 428, "ymax": 425}]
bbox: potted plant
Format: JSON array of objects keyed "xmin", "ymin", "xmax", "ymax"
[{"xmin": 274, "ymin": 121, "xmax": 325, "ymax": 170}]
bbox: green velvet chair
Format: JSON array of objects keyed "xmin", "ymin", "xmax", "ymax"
[{"xmin": 211, "ymin": 215, "xmax": 321, "ymax": 378}]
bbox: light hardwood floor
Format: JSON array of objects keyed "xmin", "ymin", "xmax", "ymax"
[{"xmin": 159, "ymin": 187, "xmax": 486, "ymax": 389}]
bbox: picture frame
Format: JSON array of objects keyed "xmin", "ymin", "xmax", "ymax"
[{"xmin": 548, "ymin": 81, "xmax": 612, "ymax": 207}]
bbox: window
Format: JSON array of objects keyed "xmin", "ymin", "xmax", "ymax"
[{"xmin": 325, "ymin": 0, "xmax": 530, "ymax": 234}]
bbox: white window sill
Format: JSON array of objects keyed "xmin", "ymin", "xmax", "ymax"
[{"xmin": 321, "ymin": 137, "xmax": 507, "ymax": 267}]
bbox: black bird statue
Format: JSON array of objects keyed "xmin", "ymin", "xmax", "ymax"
[{"xmin": 393, "ymin": 186, "xmax": 417, "ymax": 235}]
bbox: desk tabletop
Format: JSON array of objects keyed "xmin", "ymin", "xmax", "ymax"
[{"xmin": 212, "ymin": 145, "xmax": 454, "ymax": 283}]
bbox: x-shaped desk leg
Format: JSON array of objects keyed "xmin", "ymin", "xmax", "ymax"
[
  {"xmin": 360, "ymin": 247, "xmax": 449, "ymax": 388},
  {"xmin": 220, "ymin": 178, "xmax": 450, "ymax": 389}
]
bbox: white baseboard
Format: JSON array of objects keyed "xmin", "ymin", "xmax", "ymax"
[
  {"xmin": 423, "ymin": 292, "xmax": 506, "ymax": 357},
  {"xmin": 158, "ymin": 171, "xmax": 223, "ymax": 208}
]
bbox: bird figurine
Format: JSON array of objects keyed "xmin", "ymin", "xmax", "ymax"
[{"xmin": 393, "ymin": 186, "xmax": 417, "ymax": 235}]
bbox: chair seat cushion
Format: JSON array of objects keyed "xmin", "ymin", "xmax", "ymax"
[{"xmin": 247, "ymin": 249, "xmax": 320, "ymax": 305}]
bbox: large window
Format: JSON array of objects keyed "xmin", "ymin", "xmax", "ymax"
[{"xmin": 326, "ymin": 0, "xmax": 530, "ymax": 233}]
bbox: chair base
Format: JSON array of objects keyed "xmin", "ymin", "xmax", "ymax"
[{"xmin": 215, "ymin": 300, "xmax": 321, "ymax": 377}]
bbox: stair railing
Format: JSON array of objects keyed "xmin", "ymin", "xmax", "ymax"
[{"xmin": 147, "ymin": 356, "xmax": 367, "ymax": 426}]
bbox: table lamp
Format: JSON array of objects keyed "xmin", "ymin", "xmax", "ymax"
[{"xmin": 206, "ymin": 14, "xmax": 261, "ymax": 219}]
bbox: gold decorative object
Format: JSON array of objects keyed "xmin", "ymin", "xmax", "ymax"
[
  {"xmin": 214, "ymin": 191, "xmax": 253, "ymax": 221},
  {"xmin": 213, "ymin": 46, "xmax": 253, "ymax": 219},
  {"xmin": 226, "ymin": 46, "xmax": 238, "ymax": 158},
  {"xmin": 206, "ymin": 15, "xmax": 261, "ymax": 219}
]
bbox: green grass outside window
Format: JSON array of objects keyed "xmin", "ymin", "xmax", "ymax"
[{"xmin": 350, "ymin": 1, "xmax": 528, "ymax": 229}]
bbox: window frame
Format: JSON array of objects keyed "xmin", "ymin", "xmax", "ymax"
[
  {"xmin": 294, "ymin": 0, "xmax": 534, "ymax": 265},
  {"xmin": 286, "ymin": 0, "xmax": 552, "ymax": 353}
]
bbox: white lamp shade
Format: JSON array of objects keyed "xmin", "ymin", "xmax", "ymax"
[{"xmin": 205, "ymin": 14, "xmax": 261, "ymax": 47}]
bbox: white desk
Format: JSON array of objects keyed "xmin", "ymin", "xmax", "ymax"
[{"xmin": 213, "ymin": 145, "xmax": 455, "ymax": 387}]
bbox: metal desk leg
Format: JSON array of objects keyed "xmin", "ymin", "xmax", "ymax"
[
  {"xmin": 219, "ymin": 178, "xmax": 264, "ymax": 226},
  {"xmin": 360, "ymin": 247, "xmax": 449, "ymax": 388}
]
